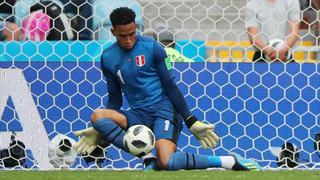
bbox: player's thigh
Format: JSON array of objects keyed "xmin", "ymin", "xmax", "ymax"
[
  {"xmin": 155, "ymin": 138, "xmax": 176, "ymax": 170},
  {"xmin": 153, "ymin": 112, "xmax": 182, "ymax": 143},
  {"xmin": 122, "ymin": 109, "xmax": 147, "ymax": 130},
  {"xmin": 91, "ymin": 109, "xmax": 127, "ymax": 129},
  {"xmin": 153, "ymin": 111, "xmax": 182, "ymax": 169}
]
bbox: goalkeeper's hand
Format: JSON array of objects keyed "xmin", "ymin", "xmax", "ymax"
[
  {"xmin": 186, "ymin": 116, "xmax": 219, "ymax": 149},
  {"xmin": 73, "ymin": 127, "xmax": 102, "ymax": 155}
]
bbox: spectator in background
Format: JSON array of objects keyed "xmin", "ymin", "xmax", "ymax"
[
  {"xmin": 0, "ymin": 21, "xmax": 20, "ymax": 41},
  {"xmin": 300, "ymin": 0, "xmax": 320, "ymax": 40},
  {"xmin": 144, "ymin": 26, "xmax": 194, "ymax": 62},
  {"xmin": 310, "ymin": 0, "xmax": 320, "ymax": 44},
  {"xmin": 20, "ymin": 1, "xmax": 77, "ymax": 41},
  {"xmin": 310, "ymin": 0, "xmax": 320, "ymax": 59},
  {"xmin": 0, "ymin": 0, "xmax": 20, "ymax": 40},
  {"xmin": 245, "ymin": 0, "xmax": 300, "ymax": 62},
  {"xmin": 14, "ymin": 0, "xmax": 93, "ymax": 40},
  {"xmin": 14, "ymin": 0, "xmax": 37, "ymax": 28},
  {"xmin": 59, "ymin": 0, "xmax": 93, "ymax": 40}
]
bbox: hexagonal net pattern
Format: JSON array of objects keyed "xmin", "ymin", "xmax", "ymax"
[{"xmin": 0, "ymin": 0, "xmax": 319, "ymax": 170}]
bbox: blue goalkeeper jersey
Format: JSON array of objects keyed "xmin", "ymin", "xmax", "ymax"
[
  {"xmin": 101, "ymin": 35, "xmax": 170, "ymax": 108},
  {"xmin": 101, "ymin": 35, "xmax": 192, "ymax": 119}
]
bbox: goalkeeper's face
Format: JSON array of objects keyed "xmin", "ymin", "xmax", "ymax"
[{"xmin": 112, "ymin": 22, "xmax": 137, "ymax": 50}]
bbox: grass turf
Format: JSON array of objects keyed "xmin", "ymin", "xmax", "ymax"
[{"xmin": 0, "ymin": 170, "xmax": 320, "ymax": 180}]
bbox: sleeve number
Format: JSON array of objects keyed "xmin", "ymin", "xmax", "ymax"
[{"xmin": 164, "ymin": 120, "xmax": 170, "ymax": 131}]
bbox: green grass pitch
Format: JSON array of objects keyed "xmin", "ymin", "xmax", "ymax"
[{"xmin": 0, "ymin": 170, "xmax": 319, "ymax": 180}]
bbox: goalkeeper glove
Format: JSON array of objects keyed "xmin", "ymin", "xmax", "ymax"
[
  {"xmin": 73, "ymin": 127, "xmax": 102, "ymax": 155},
  {"xmin": 186, "ymin": 115, "xmax": 219, "ymax": 149}
]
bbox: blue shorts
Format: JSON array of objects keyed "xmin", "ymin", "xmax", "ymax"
[{"xmin": 122, "ymin": 98, "xmax": 183, "ymax": 143}]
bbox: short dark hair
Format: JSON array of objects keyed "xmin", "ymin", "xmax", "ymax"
[{"xmin": 110, "ymin": 7, "xmax": 136, "ymax": 27}]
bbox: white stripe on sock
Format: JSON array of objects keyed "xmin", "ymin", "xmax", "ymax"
[{"xmin": 220, "ymin": 156, "xmax": 235, "ymax": 170}]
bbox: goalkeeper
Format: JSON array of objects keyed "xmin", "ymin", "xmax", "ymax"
[{"xmin": 74, "ymin": 7, "xmax": 261, "ymax": 171}]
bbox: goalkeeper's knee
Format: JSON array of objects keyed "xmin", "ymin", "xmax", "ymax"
[{"xmin": 90, "ymin": 109, "xmax": 114, "ymax": 123}]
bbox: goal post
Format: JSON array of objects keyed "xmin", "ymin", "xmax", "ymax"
[{"xmin": 0, "ymin": 0, "xmax": 319, "ymax": 170}]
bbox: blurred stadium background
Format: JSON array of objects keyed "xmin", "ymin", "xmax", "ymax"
[{"xmin": 0, "ymin": 0, "xmax": 320, "ymax": 176}]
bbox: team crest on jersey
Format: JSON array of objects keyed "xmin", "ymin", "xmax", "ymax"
[{"xmin": 135, "ymin": 55, "xmax": 145, "ymax": 67}]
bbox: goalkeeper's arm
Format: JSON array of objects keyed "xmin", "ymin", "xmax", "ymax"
[
  {"xmin": 154, "ymin": 43, "xmax": 219, "ymax": 149},
  {"xmin": 101, "ymin": 57, "xmax": 123, "ymax": 110},
  {"xmin": 73, "ymin": 55, "xmax": 123, "ymax": 155}
]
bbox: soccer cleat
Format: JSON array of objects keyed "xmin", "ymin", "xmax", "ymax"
[
  {"xmin": 231, "ymin": 153, "xmax": 262, "ymax": 171},
  {"xmin": 143, "ymin": 157, "xmax": 157, "ymax": 171}
]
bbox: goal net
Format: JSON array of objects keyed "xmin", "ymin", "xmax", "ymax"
[{"xmin": 0, "ymin": 0, "xmax": 319, "ymax": 170}]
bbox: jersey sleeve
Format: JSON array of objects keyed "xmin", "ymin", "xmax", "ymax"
[
  {"xmin": 100, "ymin": 54, "xmax": 123, "ymax": 110},
  {"xmin": 153, "ymin": 42, "xmax": 192, "ymax": 120}
]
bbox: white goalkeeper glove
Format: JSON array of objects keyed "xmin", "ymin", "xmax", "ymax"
[
  {"xmin": 186, "ymin": 116, "xmax": 219, "ymax": 149},
  {"xmin": 73, "ymin": 127, "xmax": 102, "ymax": 155}
]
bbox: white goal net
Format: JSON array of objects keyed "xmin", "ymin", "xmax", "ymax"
[{"xmin": 0, "ymin": 0, "xmax": 319, "ymax": 170}]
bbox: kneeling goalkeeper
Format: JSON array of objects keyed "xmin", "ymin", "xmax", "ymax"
[{"xmin": 74, "ymin": 7, "xmax": 261, "ymax": 171}]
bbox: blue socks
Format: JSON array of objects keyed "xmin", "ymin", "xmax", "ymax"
[
  {"xmin": 168, "ymin": 152, "xmax": 222, "ymax": 170},
  {"xmin": 92, "ymin": 118, "xmax": 126, "ymax": 151},
  {"xmin": 92, "ymin": 119, "xmax": 236, "ymax": 171},
  {"xmin": 168, "ymin": 152, "xmax": 236, "ymax": 170}
]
